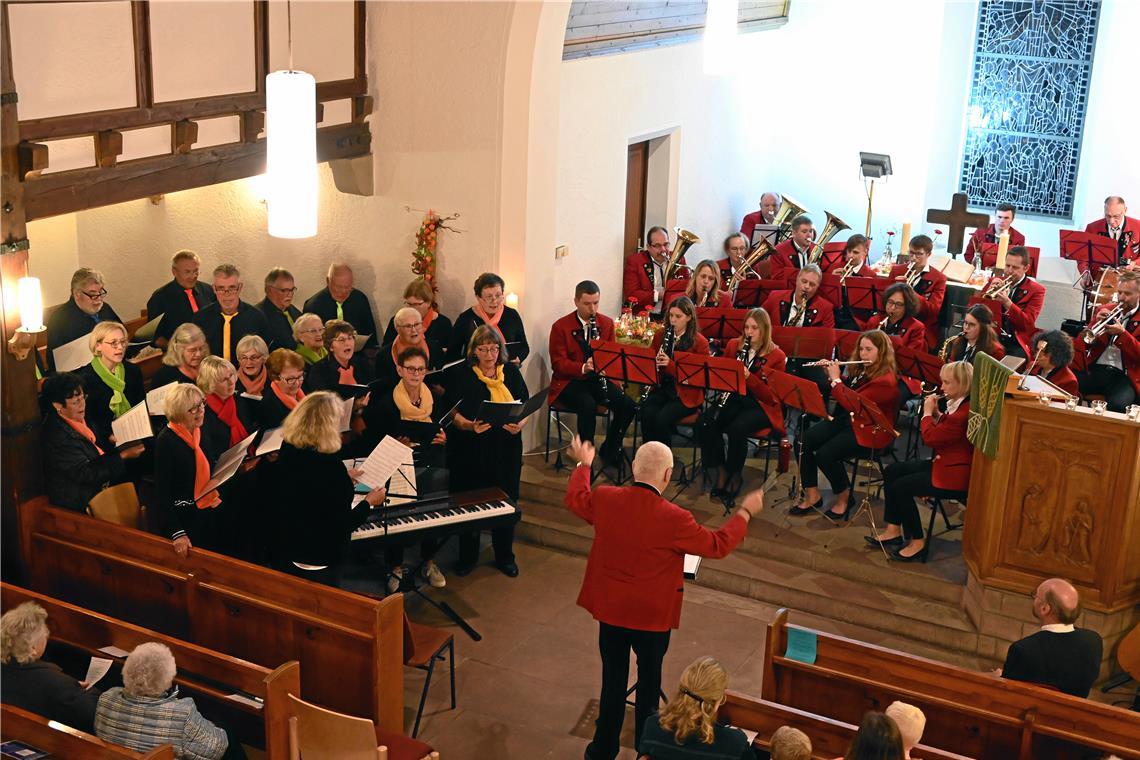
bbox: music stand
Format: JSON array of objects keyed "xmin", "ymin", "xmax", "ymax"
[
  {"xmin": 843, "ymin": 276, "xmax": 889, "ymax": 316},
  {"xmin": 673, "ymin": 351, "xmax": 746, "ymax": 396},
  {"xmin": 766, "ymin": 369, "xmax": 831, "ymax": 505},
  {"xmin": 833, "ymin": 329, "xmax": 863, "ymax": 360},
  {"xmin": 1060, "ymin": 230, "xmax": 1119, "ymax": 275},
  {"xmin": 819, "ymin": 242, "xmax": 847, "ymax": 273},
  {"xmin": 771, "ymin": 326, "xmax": 836, "ymax": 361},
  {"xmin": 894, "ymin": 344, "xmax": 944, "ymax": 387},
  {"xmin": 840, "ymin": 390, "xmax": 899, "ymax": 449},
  {"xmin": 819, "ymin": 273, "xmax": 844, "ymax": 311},
  {"xmin": 966, "ymin": 296, "xmax": 1005, "ymax": 331},
  {"xmin": 590, "ymin": 340, "xmax": 658, "ymax": 387},
  {"xmin": 977, "ymin": 243, "xmax": 1041, "ymax": 277},
  {"xmin": 697, "ymin": 307, "xmax": 750, "ymax": 343},
  {"xmin": 751, "ymin": 224, "xmax": 780, "ymax": 247}
]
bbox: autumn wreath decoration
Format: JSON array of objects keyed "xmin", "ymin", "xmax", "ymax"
[{"xmin": 411, "ymin": 210, "xmax": 459, "ymax": 290}]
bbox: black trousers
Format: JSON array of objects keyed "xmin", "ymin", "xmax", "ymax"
[
  {"xmin": 557, "ymin": 376, "xmax": 636, "ymax": 450},
  {"xmin": 883, "ymin": 459, "xmax": 967, "ymax": 539},
  {"xmin": 638, "ymin": 387, "xmax": 699, "ymax": 445},
  {"xmin": 587, "ymin": 622, "xmax": 671, "ymax": 760},
  {"xmin": 700, "ymin": 396, "xmax": 771, "ymax": 475},
  {"xmin": 1078, "ymin": 365, "xmax": 1137, "ymax": 412},
  {"xmin": 799, "ymin": 415, "xmax": 858, "ymax": 492}
]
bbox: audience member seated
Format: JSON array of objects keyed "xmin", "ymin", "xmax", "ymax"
[
  {"xmin": 883, "ymin": 702, "xmax": 925, "ymax": 760},
  {"xmin": 999, "ymin": 577, "xmax": 1103, "ymax": 698},
  {"xmin": 376, "ymin": 306, "xmax": 443, "ymax": 385},
  {"xmin": 685, "ymin": 259, "xmax": 730, "ymax": 308},
  {"xmin": 234, "ymin": 334, "xmax": 269, "ymax": 399},
  {"xmin": 843, "ymin": 711, "xmax": 903, "ymax": 760},
  {"xmin": 47, "ymin": 268, "xmax": 122, "ymax": 370},
  {"xmin": 306, "ymin": 319, "xmax": 374, "ymax": 396},
  {"xmin": 769, "ymin": 725, "xmax": 811, "ymax": 760},
  {"xmin": 78, "ymin": 321, "xmax": 145, "ymax": 441},
  {"xmin": 152, "ymin": 323, "xmax": 210, "ymax": 388},
  {"xmin": 638, "ymin": 656, "xmax": 752, "ymax": 760},
  {"xmin": 1029, "ymin": 329, "xmax": 1080, "ymax": 398},
  {"xmin": 292, "ymin": 312, "xmax": 328, "ymax": 366},
  {"xmin": 95, "ymin": 642, "xmax": 244, "ymax": 760},
  {"xmin": 146, "ymin": 249, "xmax": 215, "ymax": 347},
  {"xmin": 451, "ymin": 272, "xmax": 530, "ymax": 363},
  {"xmin": 192, "ymin": 264, "xmax": 270, "ymax": 363},
  {"xmin": 258, "ymin": 348, "xmax": 306, "ymax": 430},
  {"xmin": 382, "ymin": 277, "xmax": 454, "ymax": 357},
  {"xmin": 302, "ymin": 262, "xmax": 379, "ymax": 350},
  {"xmin": 1, "ymin": 601, "xmax": 100, "ymax": 733},
  {"xmin": 255, "ymin": 267, "xmax": 302, "ymax": 351},
  {"xmin": 40, "ymin": 372, "xmax": 142, "ymax": 512}
]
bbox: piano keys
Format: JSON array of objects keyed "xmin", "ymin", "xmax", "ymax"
[{"xmin": 351, "ymin": 488, "xmax": 519, "ymax": 544}]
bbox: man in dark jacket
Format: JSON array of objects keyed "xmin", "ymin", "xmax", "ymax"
[
  {"xmin": 46, "ymin": 268, "xmax": 122, "ymax": 370},
  {"xmin": 146, "ymin": 249, "xmax": 216, "ymax": 346},
  {"xmin": 256, "ymin": 267, "xmax": 302, "ymax": 350}
]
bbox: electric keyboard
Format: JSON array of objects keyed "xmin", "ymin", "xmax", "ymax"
[{"xmin": 351, "ymin": 488, "xmax": 519, "ymax": 543}]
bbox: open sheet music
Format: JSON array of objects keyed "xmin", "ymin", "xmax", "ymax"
[
  {"xmin": 52, "ymin": 333, "xmax": 92, "ymax": 373},
  {"xmin": 146, "ymin": 382, "xmax": 176, "ymax": 416},
  {"xmin": 475, "ymin": 385, "xmax": 549, "ymax": 426},
  {"xmin": 254, "ymin": 426, "xmax": 284, "ymax": 456},
  {"xmin": 338, "ymin": 396, "xmax": 354, "ymax": 433},
  {"xmin": 110, "ymin": 401, "xmax": 152, "ymax": 447},
  {"xmin": 198, "ymin": 431, "xmax": 257, "ymax": 497},
  {"xmin": 356, "ymin": 436, "xmax": 414, "ymax": 490},
  {"xmin": 130, "ymin": 313, "xmax": 163, "ymax": 344}
]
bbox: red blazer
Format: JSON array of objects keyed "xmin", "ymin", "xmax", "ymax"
[
  {"xmin": 889, "ymin": 264, "xmax": 947, "ymax": 349},
  {"xmin": 623, "ymin": 250, "xmax": 657, "ymax": 310},
  {"xmin": 770, "ymin": 239, "xmax": 812, "ymax": 284},
  {"xmin": 652, "ymin": 328, "xmax": 710, "ymax": 409},
  {"xmin": 725, "ymin": 338, "xmax": 788, "ymax": 434},
  {"xmin": 1032, "ymin": 365, "xmax": 1080, "ymax": 398},
  {"xmin": 865, "ymin": 314, "xmax": 926, "ymax": 351},
  {"xmin": 565, "ymin": 465, "xmax": 748, "ymax": 632},
  {"xmin": 1084, "ymin": 216, "xmax": 1140, "ymax": 263},
  {"xmin": 921, "ymin": 398, "xmax": 973, "ymax": 491},
  {"xmin": 946, "ymin": 336, "xmax": 1005, "ymax": 363},
  {"xmin": 968, "ymin": 225, "xmax": 1026, "ymax": 253},
  {"xmin": 1085, "ymin": 305, "xmax": 1140, "ymax": 395},
  {"xmin": 1002, "ymin": 277, "xmax": 1046, "ymax": 357},
  {"xmin": 762, "ymin": 290, "xmax": 836, "ymax": 329},
  {"xmin": 832, "ymin": 373, "xmax": 900, "ymax": 449},
  {"xmin": 548, "ymin": 311, "xmax": 615, "ymax": 404}
]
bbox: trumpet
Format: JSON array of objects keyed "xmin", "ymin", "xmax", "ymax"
[
  {"xmin": 664, "ymin": 228, "xmax": 701, "ymax": 282},
  {"xmin": 981, "ymin": 276, "xmax": 1013, "ymax": 299},
  {"xmin": 726, "ymin": 239, "xmax": 774, "ymax": 291},
  {"xmin": 1084, "ymin": 303, "xmax": 1126, "ymax": 344},
  {"xmin": 803, "ymin": 359, "xmax": 870, "ymax": 367},
  {"xmin": 714, "ymin": 335, "xmax": 752, "ymax": 409},
  {"xmin": 900, "ymin": 260, "xmax": 923, "ymax": 288},
  {"xmin": 837, "ymin": 257, "xmax": 861, "ymax": 283}
]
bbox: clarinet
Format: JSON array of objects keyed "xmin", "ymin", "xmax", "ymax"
[
  {"xmin": 641, "ymin": 324, "xmax": 675, "ymax": 403},
  {"xmin": 588, "ymin": 313, "xmax": 608, "ymax": 393},
  {"xmin": 714, "ymin": 335, "xmax": 751, "ymax": 409}
]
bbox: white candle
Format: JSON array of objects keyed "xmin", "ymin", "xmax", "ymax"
[
  {"xmin": 900, "ymin": 222, "xmax": 911, "ymax": 256},
  {"xmin": 995, "ymin": 232, "xmax": 1009, "ymax": 270},
  {"xmin": 505, "ymin": 292, "xmax": 519, "ymax": 310}
]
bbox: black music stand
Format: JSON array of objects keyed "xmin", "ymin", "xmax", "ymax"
[
  {"xmin": 1060, "ymin": 230, "xmax": 1119, "ymax": 317},
  {"xmin": 697, "ymin": 307, "xmax": 750, "ymax": 343},
  {"xmin": 732, "ymin": 280, "xmax": 766, "ymax": 309}
]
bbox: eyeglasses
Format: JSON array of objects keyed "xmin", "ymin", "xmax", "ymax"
[
  {"xmin": 475, "ymin": 345, "xmax": 500, "ymax": 355},
  {"xmin": 480, "ymin": 293, "xmax": 504, "ymax": 303},
  {"xmin": 279, "ymin": 373, "xmax": 305, "ymax": 384},
  {"xmin": 299, "ymin": 327, "xmax": 323, "ymax": 335},
  {"xmin": 270, "ymin": 285, "xmax": 297, "ymax": 295},
  {"xmin": 214, "ymin": 285, "xmax": 241, "ymax": 295},
  {"xmin": 100, "ymin": 339, "xmax": 128, "ymax": 348},
  {"xmin": 885, "ymin": 300, "xmax": 906, "ymax": 309},
  {"xmin": 238, "ymin": 354, "xmax": 263, "ymax": 363},
  {"xmin": 404, "ymin": 299, "xmax": 426, "ymax": 308},
  {"xmin": 332, "ymin": 334, "xmax": 356, "ymax": 344},
  {"xmin": 80, "ymin": 288, "xmax": 108, "ymax": 300},
  {"xmin": 65, "ymin": 391, "xmax": 88, "ymax": 402},
  {"xmin": 183, "ymin": 345, "xmax": 207, "ymax": 355},
  {"xmin": 401, "ymin": 365, "xmax": 428, "ymax": 375},
  {"xmin": 396, "ymin": 322, "xmax": 423, "ymax": 330},
  {"xmin": 188, "ymin": 401, "xmax": 207, "ymax": 412}
]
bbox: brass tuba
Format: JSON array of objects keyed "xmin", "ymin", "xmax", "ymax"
[
  {"xmin": 807, "ymin": 211, "xmax": 852, "ymax": 265},
  {"xmin": 664, "ymin": 227, "xmax": 701, "ymax": 281}
]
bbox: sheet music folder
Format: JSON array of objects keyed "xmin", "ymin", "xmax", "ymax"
[{"xmin": 475, "ymin": 385, "xmax": 549, "ymax": 426}]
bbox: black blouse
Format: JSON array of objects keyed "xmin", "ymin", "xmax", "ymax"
[
  {"xmin": 40, "ymin": 413, "xmax": 125, "ymax": 512},
  {"xmin": 382, "ymin": 312, "xmax": 454, "ymax": 356},
  {"xmin": 449, "ymin": 306, "xmax": 530, "ymax": 363},
  {"xmin": 304, "ymin": 352, "xmax": 375, "ymax": 396},
  {"xmin": 77, "ymin": 360, "xmax": 146, "ymax": 441}
]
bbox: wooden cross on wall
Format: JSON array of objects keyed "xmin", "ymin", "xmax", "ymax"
[{"xmin": 927, "ymin": 192, "xmax": 989, "ymax": 256}]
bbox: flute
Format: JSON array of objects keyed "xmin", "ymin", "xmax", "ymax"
[{"xmin": 802, "ymin": 359, "xmax": 871, "ymax": 367}]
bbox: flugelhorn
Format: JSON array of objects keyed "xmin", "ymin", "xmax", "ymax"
[
  {"xmin": 664, "ymin": 228, "xmax": 701, "ymax": 282},
  {"xmin": 727, "ymin": 238, "xmax": 774, "ymax": 291},
  {"xmin": 1084, "ymin": 303, "xmax": 1126, "ymax": 344},
  {"xmin": 807, "ymin": 211, "xmax": 851, "ymax": 265}
]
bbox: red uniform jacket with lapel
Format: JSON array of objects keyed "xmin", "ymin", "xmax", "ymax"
[
  {"xmin": 770, "ymin": 239, "xmax": 812, "ymax": 284},
  {"xmin": 1085, "ymin": 304, "xmax": 1140, "ymax": 395},
  {"xmin": 725, "ymin": 338, "xmax": 788, "ymax": 434},
  {"xmin": 1084, "ymin": 216, "xmax": 1140, "ymax": 263},
  {"xmin": 921, "ymin": 399, "xmax": 973, "ymax": 491},
  {"xmin": 832, "ymin": 373, "xmax": 900, "ymax": 449},
  {"xmin": 564, "ymin": 465, "xmax": 748, "ymax": 631},
  {"xmin": 652, "ymin": 328, "xmax": 710, "ymax": 409},
  {"xmin": 1032, "ymin": 365, "xmax": 1080, "ymax": 398},
  {"xmin": 548, "ymin": 311, "xmax": 615, "ymax": 404},
  {"xmin": 740, "ymin": 210, "xmax": 771, "ymax": 242},
  {"xmin": 1002, "ymin": 276, "xmax": 1046, "ymax": 357},
  {"xmin": 623, "ymin": 250, "xmax": 657, "ymax": 310},
  {"xmin": 889, "ymin": 264, "xmax": 947, "ymax": 349},
  {"xmin": 865, "ymin": 314, "xmax": 926, "ymax": 351},
  {"xmin": 761, "ymin": 290, "xmax": 836, "ymax": 329},
  {"xmin": 968, "ymin": 225, "xmax": 1026, "ymax": 253}
]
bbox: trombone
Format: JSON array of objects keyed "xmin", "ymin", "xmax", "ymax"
[{"xmin": 1084, "ymin": 303, "xmax": 1126, "ymax": 344}]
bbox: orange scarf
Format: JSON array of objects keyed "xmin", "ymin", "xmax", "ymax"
[
  {"xmin": 167, "ymin": 422, "xmax": 221, "ymax": 509},
  {"xmin": 61, "ymin": 415, "xmax": 104, "ymax": 456},
  {"xmin": 238, "ymin": 366, "xmax": 267, "ymax": 395},
  {"xmin": 472, "ymin": 303, "xmax": 505, "ymax": 342},
  {"xmin": 423, "ymin": 308, "xmax": 437, "ymax": 332},
  {"xmin": 270, "ymin": 380, "xmax": 304, "ymax": 410},
  {"xmin": 337, "ymin": 362, "xmax": 357, "ymax": 386},
  {"xmin": 391, "ymin": 336, "xmax": 429, "ymax": 368}
]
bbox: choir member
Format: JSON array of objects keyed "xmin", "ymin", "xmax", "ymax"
[
  {"xmin": 700, "ymin": 307, "xmax": 787, "ymax": 505},
  {"xmin": 769, "ymin": 216, "xmax": 814, "ymax": 284},
  {"xmin": 191, "ymin": 264, "xmax": 270, "ymax": 363},
  {"xmin": 450, "ymin": 272, "xmax": 530, "ymax": 363},
  {"xmin": 869, "ymin": 361, "xmax": 973, "ymax": 562},
  {"xmin": 967, "ymin": 203, "xmax": 1026, "ymax": 259},
  {"xmin": 40, "ymin": 373, "xmax": 142, "ymax": 512},
  {"xmin": 258, "ymin": 349, "xmax": 307, "ymax": 430},
  {"xmin": 761, "ymin": 265, "xmax": 836, "ymax": 328},
  {"xmin": 306, "ymin": 319, "xmax": 374, "ymax": 396},
  {"xmin": 1028, "ymin": 330, "xmax": 1080, "ymax": 398},
  {"xmin": 790, "ymin": 330, "xmax": 900, "ymax": 520},
  {"xmin": 890, "ymin": 235, "xmax": 946, "ymax": 350},
  {"xmin": 716, "ymin": 233, "xmax": 754, "ymax": 284},
  {"xmin": 234, "ymin": 335, "xmax": 269, "ymax": 398},
  {"xmin": 151, "ymin": 323, "xmax": 209, "ymax": 388},
  {"xmin": 197, "ymin": 357, "xmax": 256, "ymax": 455},
  {"xmin": 146, "ymin": 250, "xmax": 215, "ymax": 347},
  {"xmin": 739, "ymin": 191, "xmax": 781, "ymax": 242},
  {"xmin": 866, "ymin": 283, "xmax": 926, "ymax": 350},
  {"xmin": 684, "ymin": 259, "xmax": 730, "ymax": 307},
  {"xmin": 1084, "ymin": 195, "xmax": 1139, "ymax": 266},
  {"xmin": 986, "ymin": 246, "xmax": 1044, "ymax": 359},
  {"xmin": 622, "ymin": 225, "xmax": 672, "ymax": 314},
  {"xmin": 1078, "ymin": 270, "xmax": 1140, "ymax": 412},
  {"xmin": 78, "ymin": 321, "xmax": 144, "ymax": 441},
  {"xmin": 46, "ymin": 268, "xmax": 122, "ymax": 370},
  {"xmin": 941, "ymin": 304, "xmax": 1004, "ymax": 364},
  {"xmin": 381, "ymin": 278, "xmax": 454, "ymax": 356},
  {"xmin": 302, "ymin": 262, "xmax": 379, "ymax": 350},
  {"xmin": 547, "ymin": 280, "xmax": 636, "ymax": 466},
  {"xmin": 292, "ymin": 313, "xmax": 328, "ymax": 366},
  {"xmin": 446, "ymin": 325, "xmax": 528, "ymax": 577},
  {"xmin": 638, "ymin": 297, "xmax": 710, "ymax": 447},
  {"xmin": 255, "ymin": 267, "xmax": 301, "ymax": 350},
  {"xmin": 376, "ymin": 306, "xmax": 443, "ymax": 385}
]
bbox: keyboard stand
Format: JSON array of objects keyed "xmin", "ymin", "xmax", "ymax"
[{"xmin": 390, "ymin": 535, "xmax": 483, "ymax": 642}]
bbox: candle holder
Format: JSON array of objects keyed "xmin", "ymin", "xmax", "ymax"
[
  {"xmin": 1092, "ymin": 400, "xmax": 1107, "ymax": 415},
  {"xmin": 1064, "ymin": 396, "xmax": 1080, "ymax": 411},
  {"xmin": 1126, "ymin": 405, "xmax": 1140, "ymax": 421}
]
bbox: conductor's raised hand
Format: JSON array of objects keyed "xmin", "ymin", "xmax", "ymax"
[
  {"xmin": 570, "ymin": 435, "xmax": 595, "ymax": 468},
  {"xmin": 737, "ymin": 489, "xmax": 765, "ymax": 519}
]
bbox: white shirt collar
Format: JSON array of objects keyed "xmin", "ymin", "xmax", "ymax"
[
  {"xmin": 1041, "ymin": 623, "xmax": 1075, "ymax": 633},
  {"xmin": 946, "ymin": 396, "xmax": 965, "ymax": 416}
]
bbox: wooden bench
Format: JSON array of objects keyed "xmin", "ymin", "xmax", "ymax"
[
  {"xmin": 1, "ymin": 703, "xmax": 174, "ymax": 759},
  {"xmin": 18, "ymin": 497, "xmax": 406, "ymax": 734},
  {"xmin": 762, "ymin": 609, "xmax": 1140, "ymax": 760},
  {"xmin": 719, "ymin": 691, "xmax": 974, "ymax": 760},
  {"xmin": 1, "ymin": 583, "xmax": 298, "ymax": 759}
]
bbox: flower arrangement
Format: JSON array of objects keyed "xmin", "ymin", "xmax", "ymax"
[{"xmin": 411, "ymin": 210, "xmax": 459, "ymax": 290}]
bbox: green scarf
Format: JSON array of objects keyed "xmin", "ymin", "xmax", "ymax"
[
  {"xmin": 90, "ymin": 356, "xmax": 130, "ymax": 418},
  {"xmin": 296, "ymin": 344, "xmax": 328, "ymax": 365}
]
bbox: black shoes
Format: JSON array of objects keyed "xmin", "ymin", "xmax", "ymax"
[
  {"xmin": 496, "ymin": 560, "xmax": 519, "ymax": 578},
  {"xmin": 864, "ymin": 534, "xmax": 904, "ymax": 549},
  {"xmin": 788, "ymin": 498, "xmax": 823, "ymax": 516},
  {"xmin": 890, "ymin": 544, "xmax": 928, "ymax": 562}
]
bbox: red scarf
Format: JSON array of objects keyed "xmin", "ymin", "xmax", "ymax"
[
  {"xmin": 61, "ymin": 415, "xmax": 104, "ymax": 456},
  {"xmin": 237, "ymin": 366, "xmax": 267, "ymax": 396},
  {"xmin": 167, "ymin": 423, "xmax": 221, "ymax": 509},
  {"xmin": 270, "ymin": 380, "xmax": 304, "ymax": 410},
  {"xmin": 391, "ymin": 336, "xmax": 429, "ymax": 368},
  {"xmin": 472, "ymin": 303, "xmax": 505, "ymax": 342},
  {"xmin": 205, "ymin": 394, "xmax": 248, "ymax": 446}
]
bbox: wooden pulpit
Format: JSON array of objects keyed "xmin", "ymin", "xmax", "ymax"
[{"xmin": 964, "ymin": 399, "xmax": 1140, "ymax": 612}]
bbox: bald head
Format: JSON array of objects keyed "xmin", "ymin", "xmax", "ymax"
[
  {"xmin": 760, "ymin": 192, "xmax": 781, "ymax": 220},
  {"xmin": 1036, "ymin": 578, "xmax": 1080, "ymax": 625},
  {"xmin": 632, "ymin": 441, "xmax": 673, "ymax": 490}
]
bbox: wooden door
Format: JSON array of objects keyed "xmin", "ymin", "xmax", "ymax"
[{"xmin": 624, "ymin": 141, "xmax": 648, "ymax": 259}]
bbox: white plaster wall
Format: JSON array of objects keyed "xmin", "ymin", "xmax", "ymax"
[{"xmin": 26, "ymin": 215, "xmax": 80, "ymax": 308}]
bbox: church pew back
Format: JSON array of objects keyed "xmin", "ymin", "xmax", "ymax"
[
  {"xmin": 1, "ymin": 703, "xmax": 175, "ymax": 759},
  {"xmin": 762, "ymin": 609, "xmax": 1140, "ymax": 760},
  {"xmin": 18, "ymin": 498, "xmax": 405, "ymax": 734},
  {"xmin": 0, "ymin": 583, "xmax": 298, "ymax": 760}
]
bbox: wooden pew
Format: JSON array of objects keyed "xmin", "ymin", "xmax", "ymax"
[
  {"xmin": 1, "ymin": 704, "xmax": 175, "ymax": 759},
  {"xmin": 762, "ymin": 609, "xmax": 1140, "ymax": 760},
  {"xmin": 18, "ymin": 497, "xmax": 406, "ymax": 734},
  {"xmin": 719, "ymin": 691, "xmax": 974, "ymax": 760},
  {"xmin": 1, "ymin": 583, "xmax": 298, "ymax": 760}
]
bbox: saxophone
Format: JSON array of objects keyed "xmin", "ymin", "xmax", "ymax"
[
  {"xmin": 714, "ymin": 335, "xmax": 751, "ymax": 409},
  {"xmin": 588, "ymin": 313, "xmax": 608, "ymax": 393},
  {"xmin": 938, "ymin": 333, "xmax": 961, "ymax": 362}
]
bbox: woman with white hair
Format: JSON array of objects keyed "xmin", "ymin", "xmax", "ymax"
[
  {"xmin": 638, "ymin": 656, "xmax": 752, "ymax": 760},
  {"xmin": 77, "ymin": 321, "xmax": 145, "ymax": 441},
  {"xmin": 152, "ymin": 323, "xmax": 210, "ymax": 388},
  {"xmin": 95, "ymin": 642, "xmax": 240, "ymax": 760},
  {"xmin": 884, "ymin": 701, "xmax": 925, "ymax": 760},
  {"xmin": 234, "ymin": 334, "xmax": 269, "ymax": 398},
  {"xmin": 197, "ymin": 357, "xmax": 256, "ymax": 457},
  {"xmin": 292, "ymin": 312, "xmax": 328, "ymax": 366},
  {"xmin": 1, "ymin": 601, "xmax": 100, "ymax": 733}
]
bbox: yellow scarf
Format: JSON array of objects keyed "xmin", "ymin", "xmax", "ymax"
[
  {"xmin": 393, "ymin": 381, "xmax": 433, "ymax": 422},
  {"xmin": 472, "ymin": 364, "xmax": 514, "ymax": 403}
]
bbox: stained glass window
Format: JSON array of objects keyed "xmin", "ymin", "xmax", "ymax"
[{"xmin": 959, "ymin": 1, "xmax": 1101, "ymax": 219}]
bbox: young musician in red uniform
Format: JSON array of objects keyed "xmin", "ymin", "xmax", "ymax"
[
  {"xmin": 825, "ymin": 234, "xmax": 876, "ymax": 329},
  {"xmin": 986, "ymin": 246, "xmax": 1045, "ymax": 359},
  {"xmin": 685, "ymin": 260, "xmax": 731, "ymax": 308},
  {"xmin": 889, "ymin": 235, "xmax": 946, "ymax": 350},
  {"xmin": 699, "ymin": 307, "xmax": 787, "ymax": 506},
  {"xmin": 1027, "ymin": 330, "xmax": 1080, "ymax": 398},
  {"xmin": 1077, "ymin": 270, "xmax": 1140, "ymax": 412},
  {"xmin": 865, "ymin": 283, "xmax": 926, "ymax": 350},
  {"xmin": 548, "ymin": 280, "xmax": 636, "ymax": 466},
  {"xmin": 869, "ymin": 361, "xmax": 973, "ymax": 562},
  {"xmin": 739, "ymin": 192, "xmax": 780, "ymax": 242},
  {"xmin": 565, "ymin": 437, "xmax": 764, "ymax": 760},
  {"xmin": 638, "ymin": 297, "xmax": 710, "ymax": 446},
  {"xmin": 967, "ymin": 203, "xmax": 1026, "ymax": 258},
  {"xmin": 942, "ymin": 304, "xmax": 1005, "ymax": 364},
  {"xmin": 769, "ymin": 216, "xmax": 815, "ymax": 285},
  {"xmin": 790, "ymin": 331, "xmax": 900, "ymax": 520},
  {"xmin": 1084, "ymin": 195, "xmax": 1140, "ymax": 267},
  {"xmin": 761, "ymin": 265, "xmax": 836, "ymax": 329}
]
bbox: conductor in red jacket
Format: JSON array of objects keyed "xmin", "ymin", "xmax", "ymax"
[
  {"xmin": 566, "ymin": 436, "xmax": 764, "ymax": 760},
  {"xmin": 870, "ymin": 360, "xmax": 974, "ymax": 562}
]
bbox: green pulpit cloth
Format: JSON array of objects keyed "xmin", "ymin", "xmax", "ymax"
[{"xmin": 967, "ymin": 352, "xmax": 1013, "ymax": 458}]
